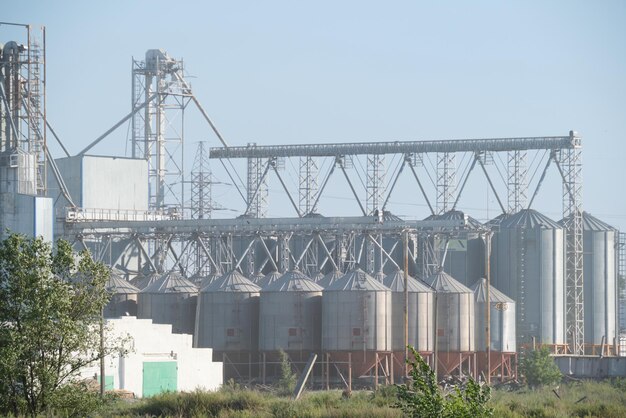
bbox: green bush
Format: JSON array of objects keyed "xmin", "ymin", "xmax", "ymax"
[
  {"xmin": 519, "ymin": 347, "xmax": 562, "ymax": 388},
  {"xmin": 47, "ymin": 382, "xmax": 107, "ymax": 418},
  {"xmin": 394, "ymin": 345, "xmax": 493, "ymax": 418}
]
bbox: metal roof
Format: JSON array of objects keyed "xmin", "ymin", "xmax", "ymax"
[
  {"xmin": 499, "ymin": 209, "xmax": 561, "ymax": 229},
  {"xmin": 383, "ymin": 269, "xmax": 434, "ymax": 293},
  {"xmin": 256, "ymin": 271, "xmax": 283, "ymax": 288},
  {"xmin": 106, "ymin": 273, "xmax": 140, "ymax": 294},
  {"xmin": 202, "ymin": 270, "xmax": 261, "ymax": 293},
  {"xmin": 425, "ymin": 209, "xmax": 483, "ymax": 229},
  {"xmin": 312, "ymin": 271, "xmax": 325, "ymax": 282},
  {"xmin": 262, "ymin": 269, "xmax": 323, "ymax": 292},
  {"xmin": 316, "ymin": 270, "xmax": 344, "ymax": 288},
  {"xmin": 470, "ymin": 278, "xmax": 514, "ymax": 303},
  {"xmin": 558, "ymin": 211, "xmax": 617, "ymax": 231},
  {"xmin": 250, "ymin": 272, "xmax": 266, "ymax": 284},
  {"xmin": 485, "ymin": 213, "xmax": 508, "ymax": 228},
  {"xmin": 424, "ymin": 270, "xmax": 472, "ymax": 294},
  {"xmin": 198, "ymin": 272, "xmax": 222, "ymax": 290},
  {"xmin": 141, "ymin": 271, "xmax": 198, "ymax": 294},
  {"xmin": 325, "ymin": 268, "xmax": 391, "ymax": 291},
  {"xmin": 130, "ymin": 272, "xmax": 162, "ymax": 290}
]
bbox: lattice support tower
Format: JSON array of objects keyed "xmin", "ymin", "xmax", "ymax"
[
  {"xmin": 436, "ymin": 152, "xmax": 455, "ymax": 214},
  {"xmin": 246, "ymin": 147, "xmax": 268, "ymax": 218},
  {"xmin": 190, "ymin": 142, "xmax": 213, "ymax": 220},
  {"xmin": 507, "ymin": 150, "xmax": 527, "ymax": 213},
  {"xmin": 131, "ymin": 49, "xmax": 188, "ymax": 213},
  {"xmin": 559, "ymin": 132, "xmax": 584, "ymax": 355},
  {"xmin": 299, "ymin": 156, "xmax": 318, "ymax": 216},
  {"xmin": 366, "ymin": 154, "xmax": 385, "ymax": 216}
]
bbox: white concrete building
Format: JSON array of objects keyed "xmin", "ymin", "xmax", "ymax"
[{"xmin": 81, "ymin": 317, "xmax": 222, "ymax": 397}]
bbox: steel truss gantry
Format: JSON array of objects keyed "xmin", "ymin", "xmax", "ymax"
[{"xmin": 65, "ymin": 216, "xmax": 466, "ymax": 279}]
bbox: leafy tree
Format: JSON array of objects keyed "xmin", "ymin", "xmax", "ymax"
[
  {"xmin": 519, "ymin": 347, "xmax": 562, "ymax": 388},
  {"xmin": 277, "ymin": 349, "xmax": 297, "ymax": 396},
  {"xmin": 395, "ymin": 345, "xmax": 493, "ymax": 418},
  {"xmin": 0, "ymin": 234, "xmax": 122, "ymax": 416}
]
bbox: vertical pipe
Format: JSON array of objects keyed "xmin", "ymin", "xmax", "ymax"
[
  {"xmin": 100, "ymin": 307, "xmax": 105, "ymax": 397},
  {"xmin": 403, "ymin": 231, "xmax": 409, "ymax": 377},
  {"xmin": 486, "ymin": 232, "xmax": 492, "ymax": 384},
  {"xmin": 348, "ymin": 352, "xmax": 352, "ymax": 393},
  {"xmin": 375, "ymin": 352, "xmax": 379, "ymax": 389}
]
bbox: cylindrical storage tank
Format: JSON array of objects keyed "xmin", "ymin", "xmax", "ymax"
[
  {"xmin": 257, "ymin": 270, "xmax": 283, "ymax": 288},
  {"xmin": 104, "ymin": 271, "xmax": 139, "ymax": 318},
  {"xmin": 425, "ymin": 270, "xmax": 475, "ymax": 353},
  {"xmin": 137, "ymin": 271, "xmax": 198, "ymax": 335},
  {"xmin": 383, "ymin": 269, "xmax": 434, "ymax": 354},
  {"xmin": 259, "ymin": 270, "xmax": 323, "ymax": 352},
  {"xmin": 195, "ymin": 270, "xmax": 261, "ymax": 353},
  {"xmin": 198, "ymin": 271, "xmax": 221, "ymax": 290},
  {"xmin": 492, "ymin": 209, "xmax": 565, "ymax": 346},
  {"xmin": 425, "ymin": 210, "xmax": 485, "ymax": 287},
  {"xmin": 559, "ymin": 212, "xmax": 618, "ymax": 348},
  {"xmin": 131, "ymin": 272, "xmax": 162, "ymax": 290},
  {"xmin": 322, "ymin": 268, "xmax": 392, "ymax": 353},
  {"xmin": 316, "ymin": 270, "xmax": 344, "ymax": 289},
  {"xmin": 470, "ymin": 278, "xmax": 516, "ymax": 353}
]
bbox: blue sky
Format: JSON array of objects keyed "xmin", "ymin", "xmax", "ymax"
[{"xmin": 3, "ymin": 1, "xmax": 626, "ymax": 230}]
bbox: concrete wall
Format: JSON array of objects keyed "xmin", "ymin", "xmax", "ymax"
[
  {"xmin": 80, "ymin": 317, "xmax": 222, "ymax": 397},
  {"xmin": 554, "ymin": 355, "xmax": 626, "ymax": 378}
]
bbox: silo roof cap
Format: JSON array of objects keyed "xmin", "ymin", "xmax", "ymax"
[
  {"xmin": 316, "ymin": 270, "xmax": 345, "ymax": 288},
  {"xmin": 325, "ymin": 268, "xmax": 391, "ymax": 291},
  {"xmin": 424, "ymin": 270, "xmax": 472, "ymax": 294},
  {"xmin": 499, "ymin": 209, "xmax": 560, "ymax": 229},
  {"xmin": 202, "ymin": 270, "xmax": 261, "ymax": 293},
  {"xmin": 470, "ymin": 278, "xmax": 514, "ymax": 303},
  {"xmin": 262, "ymin": 269, "xmax": 323, "ymax": 292},
  {"xmin": 383, "ymin": 269, "xmax": 433, "ymax": 293},
  {"xmin": 141, "ymin": 271, "xmax": 197, "ymax": 294},
  {"xmin": 558, "ymin": 211, "xmax": 617, "ymax": 231},
  {"xmin": 425, "ymin": 209, "xmax": 483, "ymax": 229},
  {"xmin": 256, "ymin": 271, "xmax": 283, "ymax": 288},
  {"xmin": 106, "ymin": 272, "xmax": 140, "ymax": 294}
]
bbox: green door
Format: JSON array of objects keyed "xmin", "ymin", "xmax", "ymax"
[{"xmin": 142, "ymin": 361, "xmax": 177, "ymax": 397}]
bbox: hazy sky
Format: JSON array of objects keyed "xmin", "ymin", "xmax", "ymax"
[{"xmin": 3, "ymin": 1, "xmax": 626, "ymax": 230}]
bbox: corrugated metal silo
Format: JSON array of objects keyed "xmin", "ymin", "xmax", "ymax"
[
  {"xmin": 322, "ymin": 268, "xmax": 392, "ymax": 376},
  {"xmin": 104, "ymin": 271, "xmax": 139, "ymax": 318},
  {"xmin": 492, "ymin": 209, "xmax": 566, "ymax": 347},
  {"xmin": 195, "ymin": 270, "xmax": 261, "ymax": 355},
  {"xmin": 383, "ymin": 269, "xmax": 434, "ymax": 355},
  {"xmin": 470, "ymin": 278, "xmax": 516, "ymax": 353},
  {"xmin": 259, "ymin": 270, "xmax": 323, "ymax": 353},
  {"xmin": 560, "ymin": 212, "xmax": 618, "ymax": 351},
  {"xmin": 137, "ymin": 271, "xmax": 198, "ymax": 335},
  {"xmin": 425, "ymin": 210, "xmax": 485, "ymax": 287},
  {"xmin": 425, "ymin": 270, "xmax": 475, "ymax": 377}
]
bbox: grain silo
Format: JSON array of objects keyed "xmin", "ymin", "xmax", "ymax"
[
  {"xmin": 560, "ymin": 212, "xmax": 618, "ymax": 354},
  {"xmin": 424, "ymin": 270, "xmax": 475, "ymax": 378},
  {"xmin": 137, "ymin": 271, "xmax": 198, "ymax": 335},
  {"xmin": 491, "ymin": 209, "xmax": 566, "ymax": 350},
  {"xmin": 322, "ymin": 268, "xmax": 392, "ymax": 382},
  {"xmin": 104, "ymin": 271, "xmax": 139, "ymax": 318},
  {"xmin": 259, "ymin": 270, "xmax": 322, "ymax": 380},
  {"xmin": 316, "ymin": 269, "xmax": 344, "ymax": 289},
  {"xmin": 195, "ymin": 270, "xmax": 261, "ymax": 378},
  {"xmin": 383, "ymin": 269, "xmax": 434, "ymax": 375},
  {"xmin": 425, "ymin": 210, "xmax": 485, "ymax": 287},
  {"xmin": 471, "ymin": 278, "xmax": 516, "ymax": 381}
]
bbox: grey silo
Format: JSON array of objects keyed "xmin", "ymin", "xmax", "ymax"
[
  {"xmin": 322, "ymin": 268, "xmax": 392, "ymax": 352},
  {"xmin": 259, "ymin": 270, "xmax": 323, "ymax": 352},
  {"xmin": 424, "ymin": 270, "xmax": 475, "ymax": 352},
  {"xmin": 104, "ymin": 271, "xmax": 139, "ymax": 318},
  {"xmin": 198, "ymin": 271, "xmax": 222, "ymax": 290},
  {"xmin": 470, "ymin": 278, "xmax": 516, "ymax": 353},
  {"xmin": 257, "ymin": 271, "xmax": 283, "ymax": 288},
  {"xmin": 194, "ymin": 270, "xmax": 261, "ymax": 352},
  {"xmin": 137, "ymin": 271, "xmax": 198, "ymax": 335},
  {"xmin": 316, "ymin": 270, "xmax": 344, "ymax": 289},
  {"xmin": 383, "ymin": 269, "xmax": 434, "ymax": 353},
  {"xmin": 250, "ymin": 271, "xmax": 265, "ymax": 285},
  {"xmin": 559, "ymin": 212, "xmax": 618, "ymax": 346},
  {"xmin": 313, "ymin": 271, "xmax": 324, "ymax": 283},
  {"xmin": 425, "ymin": 210, "xmax": 485, "ymax": 287},
  {"xmin": 491, "ymin": 209, "xmax": 565, "ymax": 345}
]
